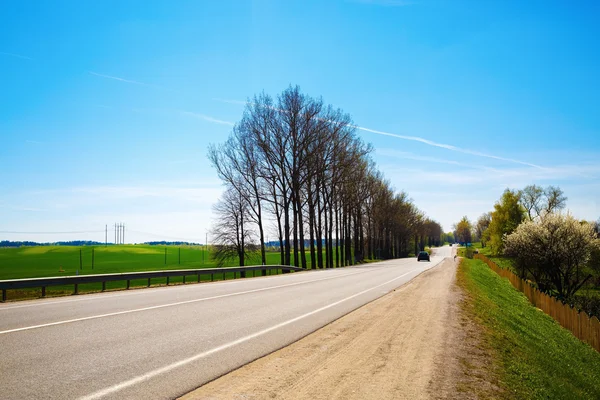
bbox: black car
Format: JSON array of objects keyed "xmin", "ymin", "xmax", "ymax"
[{"xmin": 417, "ymin": 251, "xmax": 430, "ymax": 262}]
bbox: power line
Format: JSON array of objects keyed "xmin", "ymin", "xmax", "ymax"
[
  {"xmin": 1, "ymin": 228, "xmax": 205, "ymax": 244},
  {"xmin": 128, "ymin": 229, "xmax": 204, "ymax": 243},
  {"xmin": 0, "ymin": 230, "xmax": 105, "ymax": 234}
]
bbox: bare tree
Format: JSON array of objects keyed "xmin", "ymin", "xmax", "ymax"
[
  {"xmin": 209, "ymin": 85, "xmax": 433, "ymax": 271},
  {"xmin": 543, "ymin": 185, "xmax": 567, "ymax": 216},
  {"xmin": 211, "ymin": 186, "xmax": 257, "ymax": 270},
  {"xmin": 519, "ymin": 184, "xmax": 567, "ymax": 220},
  {"xmin": 520, "ymin": 184, "xmax": 544, "ymax": 220}
]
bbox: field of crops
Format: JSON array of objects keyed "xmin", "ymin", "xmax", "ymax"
[
  {"xmin": 0, "ymin": 245, "xmax": 290, "ymax": 300},
  {"xmin": 0, "ymin": 245, "xmax": 283, "ymax": 280}
]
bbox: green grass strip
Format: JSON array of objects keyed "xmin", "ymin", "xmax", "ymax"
[{"xmin": 458, "ymin": 257, "xmax": 600, "ymax": 399}]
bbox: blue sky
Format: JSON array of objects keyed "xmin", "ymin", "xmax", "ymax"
[{"xmin": 1, "ymin": 0, "xmax": 599, "ymax": 244}]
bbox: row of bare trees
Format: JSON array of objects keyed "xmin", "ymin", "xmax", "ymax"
[{"xmin": 208, "ymin": 86, "xmax": 442, "ymax": 269}]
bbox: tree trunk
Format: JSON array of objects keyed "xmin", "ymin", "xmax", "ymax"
[
  {"xmin": 292, "ymin": 192, "xmax": 299, "ymax": 267},
  {"xmin": 239, "ymin": 202, "xmax": 246, "ymax": 274},
  {"xmin": 316, "ymin": 186, "xmax": 324, "ymax": 269},
  {"xmin": 345, "ymin": 208, "xmax": 352, "ymax": 266},
  {"xmin": 328, "ymin": 198, "xmax": 334, "ymax": 269},
  {"xmin": 255, "ymin": 197, "xmax": 266, "ymax": 275},
  {"xmin": 296, "ymin": 189, "xmax": 308, "ymax": 269},
  {"xmin": 283, "ymin": 194, "xmax": 291, "ymax": 266}
]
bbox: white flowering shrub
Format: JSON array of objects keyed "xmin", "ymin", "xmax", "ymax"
[{"xmin": 504, "ymin": 214, "xmax": 598, "ymax": 299}]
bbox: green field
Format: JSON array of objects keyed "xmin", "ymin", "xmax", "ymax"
[
  {"xmin": 0, "ymin": 244, "xmax": 288, "ymax": 280},
  {"xmin": 0, "ymin": 245, "xmax": 291, "ymax": 300},
  {"xmin": 458, "ymin": 257, "xmax": 600, "ymax": 399},
  {"xmin": 0, "ymin": 245, "xmax": 362, "ymax": 300}
]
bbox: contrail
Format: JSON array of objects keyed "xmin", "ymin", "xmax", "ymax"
[
  {"xmin": 0, "ymin": 51, "xmax": 33, "ymax": 60},
  {"xmin": 88, "ymin": 71, "xmax": 153, "ymax": 86},
  {"xmin": 354, "ymin": 125, "xmax": 544, "ymax": 169},
  {"xmin": 215, "ymin": 97, "xmax": 543, "ymax": 169},
  {"xmin": 179, "ymin": 111, "xmax": 234, "ymax": 126},
  {"xmin": 212, "ymin": 98, "xmax": 247, "ymax": 105}
]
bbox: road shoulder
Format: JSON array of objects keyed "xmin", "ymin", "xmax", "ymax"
[{"xmin": 181, "ymin": 257, "xmax": 493, "ymax": 399}]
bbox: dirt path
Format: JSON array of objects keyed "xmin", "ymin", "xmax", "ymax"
[{"xmin": 181, "ymin": 256, "xmax": 489, "ymax": 399}]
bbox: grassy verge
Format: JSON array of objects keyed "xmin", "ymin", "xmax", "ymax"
[
  {"xmin": 457, "ymin": 257, "xmax": 600, "ymax": 399},
  {"xmin": 475, "ymin": 244, "xmax": 518, "ymax": 272},
  {"xmin": 0, "ymin": 245, "xmax": 356, "ymax": 280}
]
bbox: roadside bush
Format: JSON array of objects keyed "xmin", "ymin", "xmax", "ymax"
[
  {"xmin": 464, "ymin": 247, "xmax": 475, "ymax": 259},
  {"xmin": 504, "ymin": 214, "xmax": 598, "ymax": 300}
]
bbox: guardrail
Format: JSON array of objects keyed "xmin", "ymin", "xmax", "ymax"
[{"xmin": 0, "ymin": 265, "xmax": 305, "ymax": 302}]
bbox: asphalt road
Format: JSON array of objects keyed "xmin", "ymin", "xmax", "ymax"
[{"xmin": 0, "ymin": 246, "xmax": 452, "ymax": 400}]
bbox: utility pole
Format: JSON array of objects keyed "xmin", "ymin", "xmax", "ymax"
[
  {"xmin": 105, "ymin": 224, "xmax": 107, "ymax": 247},
  {"xmin": 204, "ymin": 232, "xmax": 207, "ymax": 264},
  {"xmin": 114, "ymin": 223, "xmax": 117, "ymax": 244},
  {"xmin": 122, "ymin": 223, "xmax": 125, "ymax": 244}
]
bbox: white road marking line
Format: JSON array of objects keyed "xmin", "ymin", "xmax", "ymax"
[
  {"xmin": 0, "ymin": 269, "xmax": 312, "ymax": 310},
  {"xmin": 78, "ymin": 267, "xmax": 422, "ymax": 400},
  {"xmin": 0, "ymin": 263, "xmax": 395, "ymax": 310},
  {"xmin": 0, "ymin": 267, "xmax": 389, "ymax": 335}
]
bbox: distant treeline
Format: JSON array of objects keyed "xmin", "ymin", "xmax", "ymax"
[
  {"xmin": 0, "ymin": 240, "xmax": 106, "ymax": 248},
  {"xmin": 142, "ymin": 241, "xmax": 201, "ymax": 246},
  {"xmin": 0, "ymin": 240, "xmax": 201, "ymax": 248}
]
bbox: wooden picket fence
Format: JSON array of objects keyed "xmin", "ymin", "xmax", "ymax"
[{"xmin": 474, "ymin": 254, "xmax": 600, "ymax": 352}]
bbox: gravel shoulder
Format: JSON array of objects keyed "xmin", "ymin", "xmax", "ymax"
[{"xmin": 181, "ymin": 255, "xmax": 490, "ymax": 399}]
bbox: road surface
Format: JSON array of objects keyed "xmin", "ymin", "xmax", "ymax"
[{"xmin": 0, "ymin": 246, "xmax": 451, "ymax": 399}]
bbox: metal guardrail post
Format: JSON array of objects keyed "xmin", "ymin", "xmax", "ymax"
[
  {"xmin": 126, "ymin": 280, "xmax": 130, "ymax": 290},
  {"xmin": 41, "ymin": 287, "xmax": 46, "ymax": 297},
  {"xmin": 74, "ymin": 284, "xmax": 78, "ymax": 295},
  {"xmin": 147, "ymin": 278, "xmax": 151, "ymax": 287},
  {"xmin": 2, "ymin": 289, "xmax": 6, "ymax": 302},
  {"xmin": 102, "ymin": 282, "xmax": 106, "ymax": 291}
]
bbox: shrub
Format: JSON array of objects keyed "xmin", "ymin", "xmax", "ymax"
[{"xmin": 504, "ymin": 214, "xmax": 598, "ymax": 299}]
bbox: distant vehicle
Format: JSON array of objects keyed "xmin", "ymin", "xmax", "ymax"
[{"xmin": 417, "ymin": 251, "xmax": 430, "ymax": 262}]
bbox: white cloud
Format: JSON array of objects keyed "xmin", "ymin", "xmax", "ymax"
[
  {"xmin": 0, "ymin": 182, "xmax": 225, "ymax": 243},
  {"xmin": 377, "ymin": 157, "xmax": 600, "ymax": 231},
  {"xmin": 10, "ymin": 207, "xmax": 45, "ymax": 212}
]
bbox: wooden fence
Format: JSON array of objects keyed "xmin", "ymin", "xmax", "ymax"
[{"xmin": 474, "ymin": 254, "xmax": 600, "ymax": 352}]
